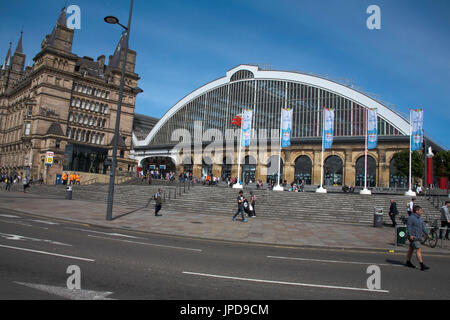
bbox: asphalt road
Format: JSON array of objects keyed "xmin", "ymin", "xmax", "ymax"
[{"xmin": 1, "ymin": 207, "xmax": 449, "ymax": 304}]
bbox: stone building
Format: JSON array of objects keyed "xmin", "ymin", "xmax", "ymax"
[
  {"xmin": 131, "ymin": 65, "xmax": 443, "ymax": 188},
  {"xmin": 0, "ymin": 8, "xmax": 141, "ymax": 183}
]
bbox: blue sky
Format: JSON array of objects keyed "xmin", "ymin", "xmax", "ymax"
[{"xmin": 1, "ymin": 0, "xmax": 449, "ymax": 148}]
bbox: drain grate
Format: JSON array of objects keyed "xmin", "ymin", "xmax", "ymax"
[{"xmin": 190, "ymin": 221, "xmax": 203, "ymax": 224}]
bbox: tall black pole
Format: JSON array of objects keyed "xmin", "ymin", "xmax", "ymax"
[{"xmin": 106, "ymin": 0, "xmax": 134, "ymax": 221}]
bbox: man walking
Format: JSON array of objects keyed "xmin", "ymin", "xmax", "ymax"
[
  {"xmin": 154, "ymin": 189, "xmax": 162, "ymax": 216},
  {"xmin": 5, "ymin": 175, "xmax": 12, "ymax": 191},
  {"xmin": 406, "ymin": 205, "xmax": 430, "ymax": 271},
  {"xmin": 22, "ymin": 176, "xmax": 30, "ymax": 193},
  {"xmin": 407, "ymin": 198, "xmax": 416, "ymax": 216},
  {"xmin": 388, "ymin": 199, "xmax": 399, "ymax": 227},
  {"xmin": 232, "ymin": 190, "xmax": 247, "ymax": 223},
  {"xmin": 439, "ymin": 201, "xmax": 450, "ymax": 240}
]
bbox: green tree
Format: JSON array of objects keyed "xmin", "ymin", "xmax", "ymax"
[
  {"xmin": 433, "ymin": 150, "xmax": 450, "ymax": 179},
  {"xmin": 393, "ymin": 150, "xmax": 424, "ymax": 180}
]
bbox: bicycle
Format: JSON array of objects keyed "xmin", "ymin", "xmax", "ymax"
[
  {"xmin": 420, "ymin": 219, "xmax": 439, "ymax": 248},
  {"xmin": 398, "ymin": 216, "xmax": 438, "ymax": 248}
]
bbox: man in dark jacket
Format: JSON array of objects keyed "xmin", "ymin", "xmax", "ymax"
[
  {"xmin": 406, "ymin": 205, "xmax": 429, "ymax": 271},
  {"xmin": 388, "ymin": 199, "xmax": 399, "ymax": 227},
  {"xmin": 232, "ymin": 190, "xmax": 247, "ymax": 223},
  {"xmin": 154, "ymin": 189, "xmax": 162, "ymax": 216}
]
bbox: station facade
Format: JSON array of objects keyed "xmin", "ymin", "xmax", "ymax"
[{"xmin": 132, "ymin": 65, "xmax": 437, "ymax": 188}]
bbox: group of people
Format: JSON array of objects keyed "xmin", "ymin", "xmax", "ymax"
[
  {"xmin": 1, "ymin": 173, "xmax": 33, "ymax": 193},
  {"xmin": 62, "ymin": 172, "xmax": 81, "ymax": 185},
  {"xmin": 202, "ymin": 175, "xmax": 220, "ymax": 185}
]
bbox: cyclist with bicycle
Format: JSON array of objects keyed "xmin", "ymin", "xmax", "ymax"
[{"xmin": 406, "ymin": 205, "xmax": 430, "ymax": 271}]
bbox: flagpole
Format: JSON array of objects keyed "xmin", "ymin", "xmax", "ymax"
[
  {"xmin": 361, "ymin": 108, "xmax": 371, "ymax": 194},
  {"xmin": 233, "ymin": 119, "xmax": 243, "ymax": 189},
  {"xmin": 317, "ymin": 108, "xmax": 327, "ymax": 193},
  {"xmin": 273, "ymin": 107, "xmax": 284, "ymax": 191},
  {"xmin": 405, "ymin": 108, "xmax": 416, "ymax": 196}
]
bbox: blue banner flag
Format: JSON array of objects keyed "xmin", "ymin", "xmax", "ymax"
[
  {"xmin": 241, "ymin": 108, "xmax": 253, "ymax": 147},
  {"xmin": 411, "ymin": 109, "xmax": 423, "ymax": 151},
  {"xmin": 281, "ymin": 107, "xmax": 293, "ymax": 148},
  {"xmin": 367, "ymin": 108, "xmax": 378, "ymax": 150},
  {"xmin": 323, "ymin": 108, "xmax": 334, "ymax": 149}
]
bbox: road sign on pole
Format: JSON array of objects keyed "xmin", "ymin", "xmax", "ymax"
[{"xmin": 45, "ymin": 151, "xmax": 54, "ymax": 166}]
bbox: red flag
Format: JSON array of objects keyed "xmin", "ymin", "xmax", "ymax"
[{"xmin": 231, "ymin": 114, "xmax": 242, "ymax": 127}]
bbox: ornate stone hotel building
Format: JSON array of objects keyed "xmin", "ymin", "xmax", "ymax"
[{"xmin": 0, "ymin": 8, "xmax": 141, "ymax": 182}]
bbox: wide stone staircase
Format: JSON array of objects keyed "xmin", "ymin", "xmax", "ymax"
[
  {"xmin": 164, "ymin": 185, "xmax": 441, "ymax": 225},
  {"xmin": 8, "ymin": 181, "xmax": 441, "ymax": 226}
]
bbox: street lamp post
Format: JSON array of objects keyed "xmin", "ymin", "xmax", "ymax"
[{"xmin": 105, "ymin": 0, "xmax": 134, "ymax": 221}]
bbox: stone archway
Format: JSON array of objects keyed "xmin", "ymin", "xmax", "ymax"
[
  {"xmin": 294, "ymin": 155, "xmax": 312, "ymax": 185},
  {"xmin": 141, "ymin": 156, "xmax": 176, "ymax": 176},
  {"xmin": 355, "ymin": 155, "xmax": 376, "ymax": 187},
  {"xmin": 324, "ymin": 155, "xmax": 343, "ymax": 186}
]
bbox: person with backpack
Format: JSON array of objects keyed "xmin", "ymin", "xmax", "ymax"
[{"xmin": 154, "ymin": 189, "xmax": 162, "ymax": 216}]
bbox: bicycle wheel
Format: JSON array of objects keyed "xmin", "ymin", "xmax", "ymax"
[
  {"xmin": 420, "ymin": 234, "xmax": 427, "ymax": 245},
  {"xmin": 428, "ymin": 230, "xmax": 438, "ymax": 248}
]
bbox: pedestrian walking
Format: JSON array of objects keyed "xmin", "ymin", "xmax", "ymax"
[
  {"xmin": 5, "ymin": 175, "xmax": 11, "ymax": 191},
  {"xmin": 407, "ymin": 198, "xmax": 415, "ymax": 216},
  {"xmin": 405, "ymin": 205, "xmax": 430, "ymax": 271},
  {"xmin": 249, "ymin": 191, "xmax": 256, "ymax": 217},
  {"xmin": 232, "ymin": 190, "xmax": 247, "ymax": 222},
  {"xmin": 388, "ymin": 199, "xmax": 399, "ymax": 227},
  {"xmin": 154, "ymin": 189, "xmax": 162, "ymax": 216},
  {"xmin": 22, "ymin": 177, "xmax": 30, "ymax": 193},
  {"xmin": 439, "ymin": 201, "xmax": 450, "ymax": 240}
]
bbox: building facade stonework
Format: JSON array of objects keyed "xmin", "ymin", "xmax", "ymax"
[
  {"xmin": 131, "ymin": 65, "xmax": 439, "ymax": 189},
  {"xmin": 0, "ymin": 8, "xmax": 140, "ymax": 183}
]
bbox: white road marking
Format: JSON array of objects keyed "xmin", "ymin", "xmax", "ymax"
[
  {"xmin": 0, "ymin": 219, "xmax": 33, "ymax": 227},
  {"xmin": 14, "ymin": 282, "xmax": 114, "ymax": 300},
  {"xmin": 182, "ymin": 271, "xmax": 389, "ymax": 293},
  {"xmin": 0, "ymin": 244, "xmax": 95, "ymax": 262},
  {"xmin": 65, "ymin": 227, "xmax": 145, "ymax": 239},
  {"xmin": 87, "ymin": 235, "xmax": 203, "ymax": 252},
  {"xmin": 29, "ymin": 219, "xmax": 59, "ymax": 225},
  {"xmin": 0, "ymin": 232, "xmax": 71, "ymax": 247},
  {"xmin": 267, "ymin": 256, "xmax": 403, "ymax": 267},
  {"xmin": 0, "ymin": 214, "xmax": 20, "ymax": 218}
]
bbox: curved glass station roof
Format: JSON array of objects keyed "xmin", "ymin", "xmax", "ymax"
[{"xmin": 134, "ymin": 65, "xmax": 410, "ymax": 147}]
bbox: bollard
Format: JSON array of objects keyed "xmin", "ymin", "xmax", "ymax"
[{"xmin": 65, "ymin": 186, "xmax": 73, "ymax": 200}]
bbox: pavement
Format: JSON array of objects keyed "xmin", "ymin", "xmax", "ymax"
[{"xmin": 1, "ymin": 190, "xmax": 449, "ymax": 254}]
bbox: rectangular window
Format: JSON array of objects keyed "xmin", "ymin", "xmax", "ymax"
[{"xmin": 24, "ymin": 122, "xmax": 31, "ymax": 135}]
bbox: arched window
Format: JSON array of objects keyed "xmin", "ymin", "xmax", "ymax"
[
  {"xmin": 202, "ymin": 157, "xmax": 213, "ymax": 177},
  {"xmin": 355, "ymin": 156, "xmax": 376, "ymax": 187},
  {"xmin": 294, "ymin": 155, "xmax": 312, "ymax": 185},
  {"xmin": 324, "ymin": 155, "xmax": 343, "ymax": 186},
  {"xmin": 182, "ymin": 157, "xmax": 193, "ymax": 175},
  {"xmin": 389, "ymin": 156, "xmax": 408, "ymax": 188},
  {"xmin": 242, "ymin": 155, "xmax": 257, "ymax": 183},
  {"xmin": 230, "ymin": 70, "xmax": 255, "ymax": 82},
  {"xmin": 221, "ymin": 157, "xmax": 233, "ymax": 180},
  {"xmin": 267, "ymin": 155, "xmax": 283, "ymax": 183}
]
